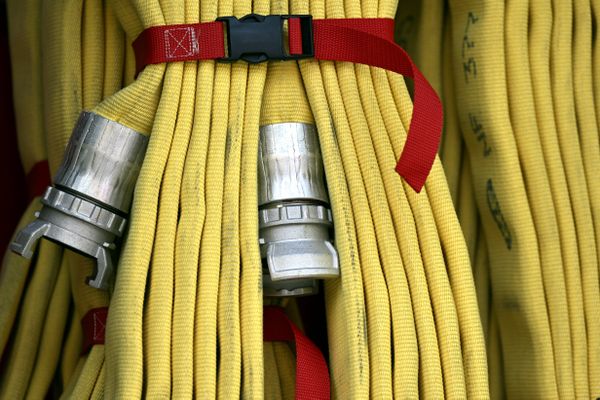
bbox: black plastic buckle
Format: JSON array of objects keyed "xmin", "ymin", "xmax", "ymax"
[{"xmin": 217, "ymin": 14, "xmax": 314, "ymax": 63}]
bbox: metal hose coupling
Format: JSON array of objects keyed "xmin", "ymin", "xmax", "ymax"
[
  {"xmin": 258, "ymin": 123, "xmax": 339, "ymax": 297},
  {"xmin": 10, "ymin": 112, "xmax": 148, "ymax": 290}
]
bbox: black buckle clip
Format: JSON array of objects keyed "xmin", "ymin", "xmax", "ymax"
[{"xmin": 217, "ymin": 14, "xmax": 314, "ymax": 63}]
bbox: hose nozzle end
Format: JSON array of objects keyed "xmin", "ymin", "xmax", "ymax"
[
  {"xmin": 10, "ymin": 186, "xmax": 121, "ymax": 290},
  {"xmin": 9, "ymin": 112, "xmax": 148, "ymax": 290}
]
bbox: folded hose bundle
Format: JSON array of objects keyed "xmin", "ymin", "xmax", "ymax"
[
  {"xmin": 398, "ymin": 0, "xmax": 600, "ymax": 398},
  {"xmin": 18, "ymin": 0, "xmax": 600, "ymax": 398},
  {"xmin": 1, "ymin": 0, "xmax": 124, "ymax": 398}
]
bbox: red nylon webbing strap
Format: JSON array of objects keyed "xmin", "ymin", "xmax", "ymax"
[
  {"xmin": 132, "ymin": 17, "xmax": 442, "ymax": 192},
  {"xmin": 291, "ymin": 18, "xmax": 442, "ymax": 191},
  {"xmin": 288, "ymin": 17, "xmax": 303, "ymax": 55},
  {"xmin": 133, "ymin": 21, "xmax": 225, "ymax": 74},
  {"xmin": 264, "ymin": 306, "xmax": 330, "ymax": 400},
  {"xmin": 81, "ymin": 307, "xmax": 108, "ymax": 354},
  {"xmin": 26, "ymin": 160, "xmax": 51, "ymax": 201}
]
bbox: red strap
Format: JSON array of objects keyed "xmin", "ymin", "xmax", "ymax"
[
  {"xmin": 133, "ymin": 21, "xmax": 225, "ymax": 73},
  {"xmin": 132, "ymin": 17, "xmax": 442, "ymax": 192},
  {"xmin": 26, "ymin": 160, "xmax": 51, "ymax": 201},
  {"xmin": 288, "ymin": 18, "xmax": 303, "ymax": 55},
  {"xmin": 292, "ymin": 18, "xmax": 442, "ymax": 191},
  {"xmin": 81, "ymin": 307, "xmax": 108, "ymax": 354},
  {"xmin": 264, "ymin": 306, "xmax": 330, "ymax": 400}
]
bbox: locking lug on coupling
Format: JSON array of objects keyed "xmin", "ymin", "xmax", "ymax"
[
  {"xmin": 262, "ymin": 266, "xmax": 319, "ymax": 297},
  {"xmin": 10, "ymin": 112, "xmax": 148, "ymax": 290},
  {"xmin": 258, "ymin": 123, "xmax": 339, "ymax": 297}
]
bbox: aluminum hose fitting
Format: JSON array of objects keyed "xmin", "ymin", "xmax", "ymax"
[
  {"xmin": 10, "ymin": 112, "xmax": 148, "ymax": 290},
  {"xmin": 258, "ymin": 123, "xmax": 339, "ymax": 297}
]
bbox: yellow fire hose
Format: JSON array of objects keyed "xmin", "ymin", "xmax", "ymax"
[
  {"xmin": 443, "ymin": 0, "xmax": 600, "ymax": 398},
  {"xmin": 2, "ymin": 0, "xmax": 600, "ymax": 398}
]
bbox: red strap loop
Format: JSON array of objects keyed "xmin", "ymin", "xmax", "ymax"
[
  {"xmin": 81, "ymin": 307, "xmax": 108, "ymax": 354},
  {"xmin": 264, "ymin": 306, "xmax": 330, "ymax": 400},
  {"xmin": 132, "ymin": 17, "xmax": 442, "ymax": 192},
  {"xmin": 26, "ymin": 160, "xmax": 50, "ymax": 201}
]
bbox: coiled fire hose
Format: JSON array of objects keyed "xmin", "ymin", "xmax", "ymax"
[
  {"xmin": 2, "ymin": 0, "xmax": 600, "ymax": 398},
  {"xmin": 1, "ymin": 0, "xmax": 123, "ymax": 398},
  {"xmin": 398, "ymin": 0, "xmax": 600, "ymax": 398}
]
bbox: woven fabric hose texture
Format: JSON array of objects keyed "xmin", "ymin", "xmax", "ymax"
[{"xmin": 1, "ymin": 0, "xmax": 598, "ymax": 399}]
